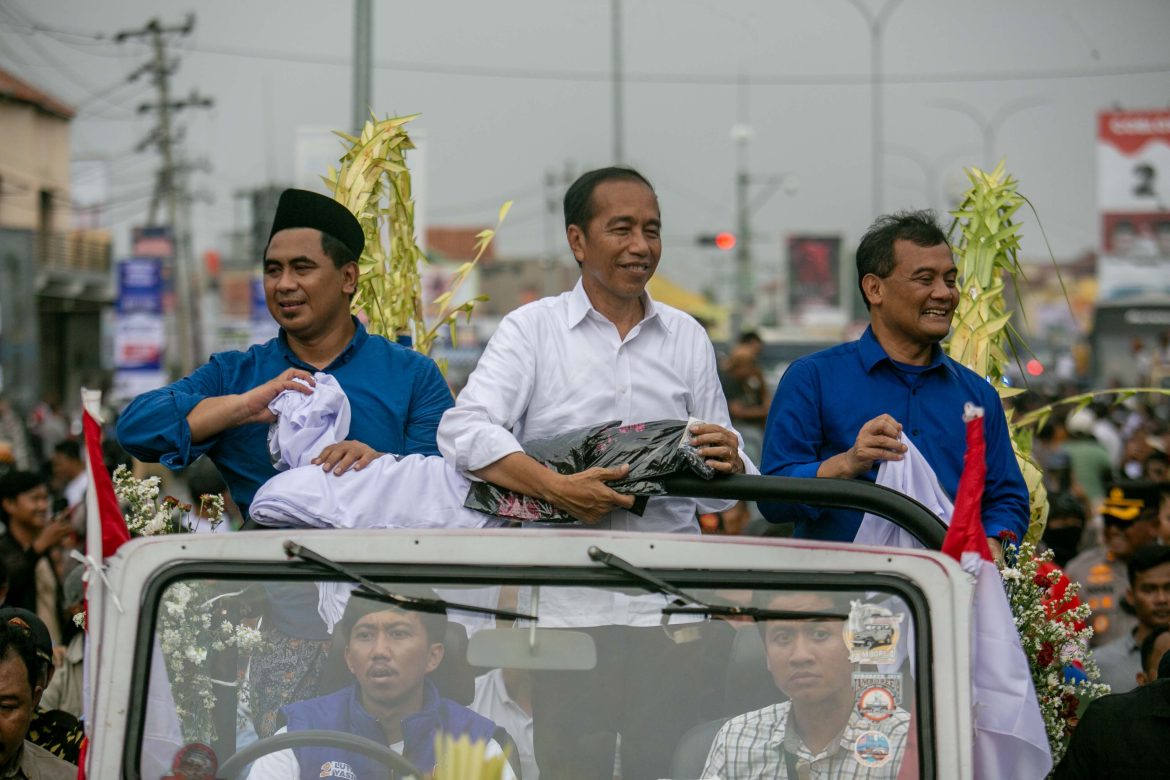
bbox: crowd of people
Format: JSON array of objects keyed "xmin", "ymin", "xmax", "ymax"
[{"xmin": 0, "ymin": 166, "xmax": 1166, "ymax": 778}]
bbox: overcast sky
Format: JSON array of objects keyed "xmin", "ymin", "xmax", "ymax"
[{"xmin": 2, "ymin": 0, "xmax": 1169, "ymax": 302}]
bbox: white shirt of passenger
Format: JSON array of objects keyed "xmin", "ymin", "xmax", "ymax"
[
  {"xmin": 470, "ymin": 669, "xmax": 539, "ymax": 780},
  {"xmin": 438, "ymin": 280, "xmax": 756, "ymax": 626}
]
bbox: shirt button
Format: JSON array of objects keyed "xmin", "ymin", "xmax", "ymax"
[
  {"xmin": 912, "ymin": 429, "xmax": 920, "ymax": 437},
  {"xmin": 911, "ymin": 388, "xmax": 918, "ymax": 395},
  {"xmin": 618, "ymin": 386, "xmax": 627, "ymax": 394}
]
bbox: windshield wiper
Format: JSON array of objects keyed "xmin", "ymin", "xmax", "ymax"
[
  {"xmin": 284, "ymin": 540, "xmax": 537, "ymax": 622},
  {"xmin": 587, "ymin": 545, "xmax": 845, "ymax": 622}
]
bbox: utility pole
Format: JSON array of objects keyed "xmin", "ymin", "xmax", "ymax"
[
  {"xmin": 542, "ymin": 162, "xmax": 577, "ymax": 297},
  {"xmin": 611, "ymin": 0, "xmax": 624, "ymax": 164},
  {"xmin": 352, "ymin": 0, "xmax": 373, "ymax": 135},
  {"xmin": 116, "ymin": 15, "xmax": 213, "ymax": 377}
]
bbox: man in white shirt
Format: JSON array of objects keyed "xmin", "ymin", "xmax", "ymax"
[{"xmin": 438, "ymin": 166, "xmax": 753, "ymax": 779}]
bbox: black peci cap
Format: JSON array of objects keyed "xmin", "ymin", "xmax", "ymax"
[{"xmin": 267, "ymin": 189, "xmax": 365, "ymax": 259}]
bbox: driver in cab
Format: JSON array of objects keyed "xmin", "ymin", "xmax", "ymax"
[
  {"xmin": 248, "ymin": 590, "xmax": 516, "ymax": 779},
  {"xmin": 701, "ymin": 592, "xmax": 911, "ymax": 779}
]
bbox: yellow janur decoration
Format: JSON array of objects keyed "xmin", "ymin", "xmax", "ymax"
[
  {"xmin": 431, "ymin": 732, "xmax": 510, "ymax": 780},
  {"xmin": 945, "ymin": 162, "xmax": 1048, "ymax": 544},
  {"xmin": 324, "ymin": 113, "xmax": 510, "ymax": 365}
]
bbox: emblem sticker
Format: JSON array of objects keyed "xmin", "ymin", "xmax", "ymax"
[
  {"xmin": 856, "ymin": 685, "xmax": 898, "ymax": 721},
  {"xmin": 319, "ymin": 761, "xmax": 357, "ymax": 780},
  {"xmin": 852, "ymin": 671, "xmax": 903, "ymax": 706},
  {"xmin": 854, "ymin": 730, "xmax": 893, "ymax": 768},
  {"xmin": 843, "ymin": 599, "xmax": 904, "ymax": 664},
  {"xmin": 164, "ymin": 743, "xmax": 217, "ymax": 780}
]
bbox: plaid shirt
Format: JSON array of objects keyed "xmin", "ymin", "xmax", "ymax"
[{"xmin": 701, "ymin": 701, "xmax": 911, "ymax": 779}]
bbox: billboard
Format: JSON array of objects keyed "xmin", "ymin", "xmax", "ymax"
[
  {"xmin": 787, "ymin": 234, "xmax": 843, "ymax": 323},
  {"xmin": 113, "ymin": 257, "xmax": 167, "ymax": 402},
  {"xmin": 1096, "ymin": 110, "xmax": 1170, "ymax": 300}
]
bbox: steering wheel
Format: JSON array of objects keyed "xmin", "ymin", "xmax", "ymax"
[{"xmin": 215, "ymin": 728, "xmax": 425, "ymax": 779}]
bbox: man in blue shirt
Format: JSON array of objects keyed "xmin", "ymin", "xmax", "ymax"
[
  {"xmin": 761, "ymin": 210, "xmax": 1028, "ymax": 551},
  {"xmin": 116, "ymin": 189, "xmax": 454, "ymax": 736},
  {"xmin": 116, "ymin": 189, "xmax": 454, "ymax": 518}
]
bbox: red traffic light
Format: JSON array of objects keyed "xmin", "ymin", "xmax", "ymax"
[{"xmin": 714, "ymin": 232, "xmax": 736, "ymax": 251}]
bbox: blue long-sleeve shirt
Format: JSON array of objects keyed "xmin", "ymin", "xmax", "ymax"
[
  {"xmin": 116, "ymin": 319, "xmax": 454, "ymax": 517},
  {"xmin": 760, "ymin": 327, "xmax": 1029, "ymax": 542}
]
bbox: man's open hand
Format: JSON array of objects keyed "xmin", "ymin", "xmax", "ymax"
[
  {"xmin": 818, "ymin": 414, "xmax": 906, "ymax": 479},
  {"xmin": 688, "ymin": 423, "xmax": 745, "ymax": 474},
  {"xmin": 313, "ymin": 440, "xmax": 383, "ymax": 476},
  {"xmin": 548, "ymin": 464, "xmax": 637, "ymax": 524},
  {"xmin": 237, "ymin": 369, "xmax": 316, "ymax": 426}
]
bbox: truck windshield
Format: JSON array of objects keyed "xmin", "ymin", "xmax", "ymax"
[{"xmin": 134, "ymin": 571, "xmax": 928, "ymax": 780}]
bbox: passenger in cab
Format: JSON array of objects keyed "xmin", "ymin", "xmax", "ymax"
[
  {"xmin": 247, "ymin": 589, "xmax": 516, "ymax": 779},
  {"xmin": 702, "ymin": 592, "xmax": 910, "ymax": 779}
]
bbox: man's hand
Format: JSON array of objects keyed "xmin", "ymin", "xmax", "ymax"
[
  {"xmin": 817, "ymin": 414, "xmax": 907, "ymax": 479},
  {"xmin": 33, "ymin": 510, "xmax": 74, "ymax": 555},
  {"xmin": 188, "ymin": 368, "xmax": 316, "ymax": 444},
  {"xmin": 986, "ymin": 536, "xmax": 1004, "ymax": 565},
  {"xmin": 237, "ymin": 369, "xmax": 317, "ymax": 426},
  {"xmin": 313, "ymin": 440, "xmax": 384, "ymax": 476},
  {"xmin": 546, "ymin": 464, "xmax": 636, "ymax": 525},
  {"xmin": 688, "ymin": 423, "xmax": 745, "ymax": 474}
]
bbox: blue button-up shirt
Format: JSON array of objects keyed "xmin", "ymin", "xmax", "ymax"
[
  {"xmin": 116, "ymin": 319, "xmax": 454, "ymax": 516},
  {"xmin": 760, "ymin": 327, "xmax": 1029, "ymax": 542}
]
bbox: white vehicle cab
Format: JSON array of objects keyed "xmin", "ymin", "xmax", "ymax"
[{"xmin": 85, "ymin": 475, "xmax": 973, "ymax": 779}]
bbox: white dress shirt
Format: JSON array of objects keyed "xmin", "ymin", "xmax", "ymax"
[
  {"xmin": 438, "ymin": 280, "xmax": 756, "ymax": 626},
  {"xmin": 470, "ymin": 669, "xmax": 539, "ymax": 780}
]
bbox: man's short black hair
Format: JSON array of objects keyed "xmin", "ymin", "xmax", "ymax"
[
  {"xmin": 0, "ymin": 470, "xmax": 46, "ymax": 525},
  {"xmin": 1127, "ymin": 544, "xmax": 1170, "ymax": 587},
  {"xmin": 563, "ymin": 166, "xmax": 655, "ymax": 234},
  {"xmin": 337, "ymin": 587, "xmax": 448, "ymax": 645},
  {"xmin": 739, "ymin": 331, "xmax": 763, "ymax": 346},
  {"xmin": 0, "ymin": 623, "xmax": 41, "ymax": 695},
  {"xmin": 855, "ymin": 210, "xmax": 950, "ymax": 310},
  {"xmin": 52, "ymin": 440, "xmax": 81, "ymax": 462},
  {"xmin": 320, "ymin": 231, "xmax": 358, "ymax": 270},
  {"xmin": 1141, "ymin": 625, "xmax": 1169, "ymax": 676}
]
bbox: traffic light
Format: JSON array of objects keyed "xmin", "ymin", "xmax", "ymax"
[{"xmin": 697, "ymin": 232, "xmax": 737, "ymax": 251}]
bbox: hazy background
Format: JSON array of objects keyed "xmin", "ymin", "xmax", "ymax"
[{"xmin": 3, "ymin": 0, "xmax": 1169, "ymax": 300}]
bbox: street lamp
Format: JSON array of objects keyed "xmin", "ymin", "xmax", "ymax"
[
  {"xmin": 886, "ymin": 144, "xmax": 980, "ymax": 213},
  {"xmin": 927, "ymin": 96, "xmax": 1047, "ymax": 170},
  {"xmin": 844, "ymin": 0, "xmax": 905, "ymax": 216}
]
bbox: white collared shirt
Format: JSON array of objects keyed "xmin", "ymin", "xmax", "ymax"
[
  {"xmin": 438, "ymin": 280, "xmax": 756, "ymax": 626},
  {"xmin": 439, "ymin": 279, "xmax": 753, "ymax": 533}
]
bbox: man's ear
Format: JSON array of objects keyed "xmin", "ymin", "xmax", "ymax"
[
  {"xmin": 566, "ymin": 224, "xmax": 587, "ymax": 264},
  {"xmin": 32, "ymin": 684, "xmax": 43, "ymax": 711},
  {"xmin": 341, "ymin": 262, "xmax": 359, "ymax": 296},
  {"xmin": 1138, "ymin": 670, "xmax": 1149, "ymax": 686},
  {"xmin": 426, "ymin": 642, "xmax": 444, "ymax": 675},
  {"xmin": 861, "ymin": 274, "xmax": 882, "ymax": 308},
  {"xmin": 1125, "ymin": 587, "xmax": 1135, "ymax": 608}
]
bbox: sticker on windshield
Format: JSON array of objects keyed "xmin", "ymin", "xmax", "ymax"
[
  {"xmin": 162, "ymin": 743, "xmax": 217, "ymax": 780},
  {"xmin": 854, "ymin": 730, "xmax": 893, "ymax": 768},
  {"xmin": 852, "ymin": 671, "xmax": 903, "ymax": 706},
  {"xmin": 843, "ymin": 600, "xmax": 903, "ymax": 664},
  {"xmin": 856, "ymin": 685, "xmax": 898, "ymax": 722}
]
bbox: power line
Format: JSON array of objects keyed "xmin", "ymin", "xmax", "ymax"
[
  {"xmin": 2, "ymin": 14, "xmax": 1165, "ymax": 88},
  {"xmin": 171, "ymin": 38, "xmax": 1170, "ymax": 87}
]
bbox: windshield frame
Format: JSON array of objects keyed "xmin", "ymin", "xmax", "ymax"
[{"xmin": 122, "ymin": 542, "xmax": 946, "ymax": 779}]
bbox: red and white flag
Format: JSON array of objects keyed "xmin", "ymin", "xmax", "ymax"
[
  {"xmin": 945, "ymin": 404, "xmax": 1051, "ymax": 780},
  {"xmin": 80, "ymin": 389, "xmax": 131, "ymax": 780}
]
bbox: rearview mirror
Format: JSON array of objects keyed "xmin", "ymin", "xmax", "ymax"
[{"xmin": 467, "ymin": 627, "xmax": 598, "ymax": 671}]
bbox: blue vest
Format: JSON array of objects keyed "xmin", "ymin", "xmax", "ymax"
[{"xmin": 283, "ymin": 680, "xmax": 499, "ymax": 779}]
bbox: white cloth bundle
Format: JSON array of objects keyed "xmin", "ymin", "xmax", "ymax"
[
  {"xmin": 853, "ymin": 433, "xmax": 953, "ymax": 549},
  {"xmin": 249, "ymin": 372, "xmax": 506, "ymax": 633},
  {"xmin": 251, "ymin": 372, "xmax": 506, "ymax": 533},
  {"xmin": 267, "ymin": 374, "xmax": 351, "ymax": 470}
]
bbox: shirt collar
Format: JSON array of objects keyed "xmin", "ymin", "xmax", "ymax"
[
  {"xmin": 566, "ymin": 278, "xmax": 668, "ymax": 333},
  {"xmin": 858, "ymin": 325, "xmax": 956, "ymax": 377},
  {"xmin": 276, "ymin": 316, "xmax": 368, "ymax": 370}
]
